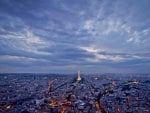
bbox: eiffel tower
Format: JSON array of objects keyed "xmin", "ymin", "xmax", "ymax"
[{"xmin": 77, "ymin": 70, "xmax": 81, "ymax": 81}]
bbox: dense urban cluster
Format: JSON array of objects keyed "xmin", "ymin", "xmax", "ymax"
[{"xmin": 0, "ymin": 73, "xmax": 149, "ymax": 113}]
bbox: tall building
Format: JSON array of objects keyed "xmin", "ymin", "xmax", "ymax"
[{"xmin": 77, "ymin": 70, "xmax": 81, "ymax": 81}]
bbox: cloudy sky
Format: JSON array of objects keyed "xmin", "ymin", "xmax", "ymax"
[{"xmin": 0, "ymin": 0, "xmax": 150, "ymax": 73}]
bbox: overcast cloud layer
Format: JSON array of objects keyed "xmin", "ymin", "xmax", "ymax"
[{"xmin": 0, "ymin": 0, "xmax": 150, "ymax": 73}]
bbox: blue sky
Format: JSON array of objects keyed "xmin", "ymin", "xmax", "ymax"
[{"xmin": 0, "ymin": 0, "xmax": 150, "ymax": 73}]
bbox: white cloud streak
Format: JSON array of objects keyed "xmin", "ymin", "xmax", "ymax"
[
  {"xmin": 80, "ymin": 46, "xmax": 125, "ymax": 62},
  {"xmin": 0, "ymin": 55, "xmax": 47, "ymax": 63},
  {"xmin": 0, "ymin": 28, "xmax": 51, "ymax": 55}
]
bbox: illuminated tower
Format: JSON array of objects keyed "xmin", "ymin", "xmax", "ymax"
[{"xmin": 77, "ymin": 70, "xmax": 81, "ymax": 81}]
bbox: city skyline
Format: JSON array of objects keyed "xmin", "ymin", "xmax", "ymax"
[{"xmin": 0, "ymin": 0, "xmax": 150, "ymax": 73}]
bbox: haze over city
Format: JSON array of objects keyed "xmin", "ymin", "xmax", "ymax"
[{"xmin": 0, "ymin": 0, "xmax": 150, "ymax": 73}]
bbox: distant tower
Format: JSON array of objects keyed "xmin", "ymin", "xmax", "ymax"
[{"xmin": 77, "ymin": 70, "xmax": 81, "ymax": 81}]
